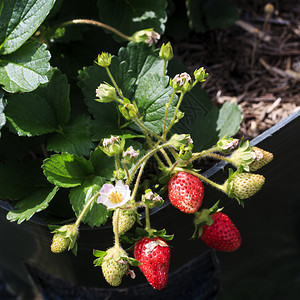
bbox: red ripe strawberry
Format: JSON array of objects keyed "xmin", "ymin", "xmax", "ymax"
[
  {"xmin": 134, "ymin": 237, "xmax": 170, "ymax": 290},
  {"xmin": 168, "ymin": 171, "xmax": 204, "ymax": 213},
  {"xmin": 201, "ymin": 212, "xmax": 241, "ymax": 252}
]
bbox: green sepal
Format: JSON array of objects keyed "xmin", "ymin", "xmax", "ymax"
[
  {"xmin": 144, "ymin": 198, "xmax": 164, "ymax": 209},
  {"xmin": 51, "ymin": 224, "xmax": 78, "ymax": 255},
  {"xmin": 192, "ymin": 201, "xmax": 221, "ymax": 239},
  {"xmin": 230, "ymin": 138, "xmax": 254, "ymax": 172},
  {"xmin": 121, "ymin": 256, "xmax": 140, "ymax": 267},
  {"xmin": 225, "ymin": 168, "xmax": 245, "ymax": 206},
  {"xmin": 93, "ymin": 250, "xmax": 107, "ymax": 267}
]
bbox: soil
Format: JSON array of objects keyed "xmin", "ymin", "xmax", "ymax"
[{"xmin": 173, "ymin": 0, "xmax": 300, "ymax": 140}]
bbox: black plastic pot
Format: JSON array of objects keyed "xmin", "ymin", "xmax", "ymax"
[{"xmin": 0, "ymin": 109, "xmax": 299, "ymax": 299}]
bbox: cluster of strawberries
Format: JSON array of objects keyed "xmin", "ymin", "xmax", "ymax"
[{"xmin": 96, "ymin": 143, "xmax": 273, "ymax": 289}]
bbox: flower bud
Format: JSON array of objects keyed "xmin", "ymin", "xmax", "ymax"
[
  {"xmin": 113, "ymin": 169, "xmax": 126, "ymax": 180},
  {"xmin": 169, "ymin": 134, "xmax": 193, "ymax": 150},
  {"xmin": 130, "ymin": 28, "xmax": 160, "ymax": 45},
  {"xmin": 123, "ymin": 146, "xmax": 139, "ymax": 163},
  {"xmin": 170, "ymin": 72, "xmax": 192, "ymax": 93},
  {"xmin": 159, "ymin": 42, "xmax": 173, "ymax": 61},
  {"xmin": 96, "ymin": 83, "xmax": 119, "ymax": 103},
  {"xmin": 143, "ymin": 189, "xmax": 164, "ymax": 208},
  {"xmin": 119, "ymin": 102, "xmax": 137, "ymax": 120},
  {"xmin": 101, "ymin": 136, "xmax": 125, "ymax": 157},
  {"xmin": 194, "ymin": 67, "xmax": 209, "ymax": 83},
  {"xmin": 217, "ymin": 137, "xmax": 239, "ymax": 154},
  {"xmin": 97, "ymin": 52, "xmax": 112, "ymax": 67}
]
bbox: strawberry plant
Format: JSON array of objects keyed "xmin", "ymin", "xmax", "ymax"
[{"xmin": 0, "ymin": 0, "xmax": 273, "ymax": 290}]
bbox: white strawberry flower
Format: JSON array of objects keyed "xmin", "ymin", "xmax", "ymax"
[{"xmin": 97, "ymin": 180, "xmax": 131, "ymax": 209}]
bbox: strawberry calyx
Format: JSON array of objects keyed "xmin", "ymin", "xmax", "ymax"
[
  {"xmin": 230, "ymin": 138, "xmax": 254, "ymax": 172},
  {"xmin": 192, "ymin": 201, "xmax": 222, "ymax": 239},
  {"xmin": 222, "ymin": 168, "xmax": 245, "ymax": 206},
  {"xmin": 121, "ymin": 227, "xmax": 173, "ymax": 250},
  {"xmin": 50, "ymin": 223, "xmax": 78, "ymax": 255}
]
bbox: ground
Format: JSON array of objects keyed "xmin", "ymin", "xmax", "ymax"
[{"xmin": 173, "ymin": 0, "xmax": 300, "ymax": 140}]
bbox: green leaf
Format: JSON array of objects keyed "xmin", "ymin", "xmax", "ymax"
[
  {"xmin": 42, "ymin": 153, "xmax": 94, "ymax": 188},
  {"xmin": 175, "ymin": 101, "xmax": 242, "ymax": 151},
  {"xmin": 6, "ymin": 186, "xmax": 59, "ymax": 224},
  {"xmin": 90, "ymin": 149, "xmax": 115, "ymax": 179},
  {"xmin": 4, "ymin": 68, "xmax": 72, "ymax": 136},
  {"xmin": 47, "ymin": 114, "xmax": 94, "ymax": 156},
  {"xmin": 5, "ymin": 93, "xmax": 57, "ymax": 136},
  {"xmin": 69, "ymin": 176, "xmax": 108, "ymax": 227},
  {"xmin": 78, "ymin": 42, "xmax": 164, "ymax": 138},
  {"xmin": 134, "ymin": 73, "xmax": 177, "ymax": 135},
  {"xmin": 0, "ymin": 160, "xmax": 50, "ymax": 200},
  {"xmin": 0, "ymin": 0, "xmax": 56, "ymax": 54},
  {"xmin": 97, "ymin": 0, "xmax": 167, "ymax": 38},
  {"xmin": 0, "ymin": 41, "xmax": 51, "ymax": 93},
  {"xmin": 34, "ymin": 68, "xmax": 70, "ymax": 126},
  {"xmin": 216, "ymin": 101, "xmax": 242, "ymax": 139}
]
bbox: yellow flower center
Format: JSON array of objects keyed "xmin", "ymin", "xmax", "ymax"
[{"xmin": 108, "ymin": 191, "xmax": 123, "ymax": 204}]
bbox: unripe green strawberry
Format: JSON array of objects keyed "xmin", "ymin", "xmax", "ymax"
[
  {"xmin": 228, "ymin": 173, "xmax": 265, "ymax": 200},
  {"xmin": 113, "ymin": 209, "xmax": 137, "ymax": 234},
  {"xmin": 249, "ymin": 147, "xmax": 273, "ymax": 171},
  {"xmin": 101, "ymin": 247, "xmax": 129, "ymax": 286},
  {"xmin": 51, "ymin": 233, "xmax": 69, "ymax": 253}
]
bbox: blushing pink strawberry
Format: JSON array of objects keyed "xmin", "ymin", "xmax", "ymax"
[{"xmin": 168, "ymin": 171, "xmax": 204, "ymax": 213}]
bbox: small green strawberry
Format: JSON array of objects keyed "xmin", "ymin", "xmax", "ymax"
[
  {"xmin": 249, "ymin": 146, "xmax": 273, "ymax": 171},
  {"xmin": 50, "ymin": 224, "xmax": 78, "ymax": 254},
  {"xmin": 113, "ymin": 209, "xmax": 137, "ymax": 235},
  {"xmin": 225, "ymin": 171, "xmax": 265, "ymax": 202},
  {"xmin": 101, "ymin": 246, "xmax": 129, "ymax": 287},
  {"xmin": 51, "ymin": 233, "xmax": 69, "ymax": 253}
]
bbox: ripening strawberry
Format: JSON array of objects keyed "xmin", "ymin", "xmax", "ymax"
[
  {"xmin": 168, "ymin": 171, "xmax": 204, "ymax": 213},
  {"xmin": 134, "ymin": 237, "xmax": 170, "ymax": 290},
  {"xmin": 101, "ymin": 247, "xmax": 129, "ymax": 286},
  {"xmin": 229, "ymin": 173, "xmax": 265, "ymax": 199},
  {"xmin": 201, "ymin": 212, "xmax": 241, "ymax": 252},
  {"xmin": 249, "ymin": 147, "xmax": 273, "ymax": 172},
  {"xmin": 113, "ymin": 209, "xmax": 137, "ymax": 234}
]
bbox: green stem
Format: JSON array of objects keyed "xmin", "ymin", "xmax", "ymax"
[
  {"xmin": 163, "ymin": 60, "xmax": 167, "ymax": 76},
  {"xmin": 56, "ymin": 19, "xmax": 131, "ymax": 41},
  {"xmin": 205, "ymin": 153, "xmax": 233, "ymax": 164},
  {"xmin": 121, "ymin": 160, "xmax": 130, "ymax": 181},
  {"xmin": 105, "ymin": 67, "xmax": 125, "ymax": 100},
  {"xmin": 113, "ymin": 208, "xmax": 121, "ymax": 249},
  {"xmin": 144, "ymin": 206, "xmax": 151, "ymax": 232},
  {"xmin": 134, "ymin": 117, "xmax": 164, "ymax": 142},
  {"xmin": 130, "ymin": 160, "xmax": 147, "ymax": 205},
  {"xmin": 175, "ymin": 167, "xmax": 225, "ymax": 192},
  {"xmin": 163, "ymin": 89, "xmax": 176, "ymax": 137},
  {"xmin": 75, "ymin": 191, "xmax": 101, "ymax": 227},
  {"xmin": 115, "ymin": 154, "xmax": 120, "ymax": 171},
  {"xmin": 126, "ymin": 142, "xmax": 172, "ymax": 185},
  {"xmin": 165, "ymin": 92, "xmax": 185, "ymax": 136},
  {"xmin": 187, "ymin": 147, "xmax": 219, "ymax": 164},
  {"xmin": 133, "ymin": 117, "xmax": 165, "ymax": 169}
]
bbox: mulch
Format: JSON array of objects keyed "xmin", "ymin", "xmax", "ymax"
[{"xmin": 173, "ymin": 0, "xmax": 300, "ymax": 140}]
